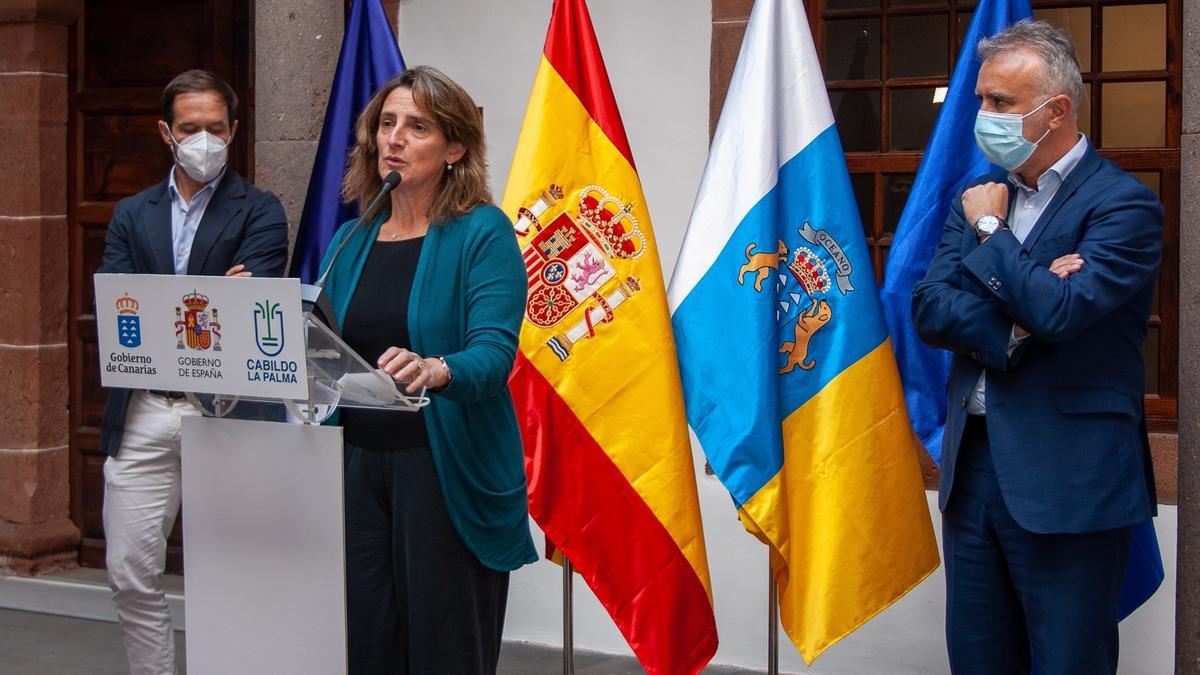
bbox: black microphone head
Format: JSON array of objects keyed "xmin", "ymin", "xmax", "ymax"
[{"xmin": 382, "ymin": 171, "xmax": 401, "ymax": 190}]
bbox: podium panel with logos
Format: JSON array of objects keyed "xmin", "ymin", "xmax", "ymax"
[{"xmin": 94, "ymin": 273, "xmax": 427, "ymax": 675}]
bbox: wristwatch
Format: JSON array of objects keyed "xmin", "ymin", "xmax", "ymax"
[{"xmin": 974, "ymin": 214, "xmax": 1008, "ymax": 241}]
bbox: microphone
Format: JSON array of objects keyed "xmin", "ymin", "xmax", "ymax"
[{"xmin": 314, "ymin": 171, "xmax": 401, "ymax": 289}]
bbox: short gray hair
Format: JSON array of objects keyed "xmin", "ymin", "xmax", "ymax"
[{"xmin": 977, "ymin": 19, "xmax": 1083, "ymax": 107}]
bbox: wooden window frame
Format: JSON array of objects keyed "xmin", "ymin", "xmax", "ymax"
[{"xmin": 811, "ymin": 0, "xmax": 1181, "ymax": 432}]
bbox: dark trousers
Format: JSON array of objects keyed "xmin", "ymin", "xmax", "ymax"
[
  {"xmin": 943, "ymin": 416, "xmax": 1132, "ymax": 675},
  {"xmin": 344, "ymin": 444, "xmax": 509, "ymax": 675}
]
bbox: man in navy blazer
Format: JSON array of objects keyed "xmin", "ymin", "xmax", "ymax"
[
  {"xmin": 912, "ymin": 21, "xmax": 1161, "ymax": 674},
  {"xmin": 96, "ymin": 70, "xmax": 288, "ymax": 675}
]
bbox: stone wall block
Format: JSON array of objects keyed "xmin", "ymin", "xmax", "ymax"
[
  {"xmin": 0, "ymin": 346, "xmax": 68, "ymax": 449},
  {"xmin": 0, "ymin": 72, "xmax": 69, "ymax": 218},
  {"xmin": 0, "ymin": 73, "xmax": 66, "ymax": 123},
  {"xmin": 1176, "ymin": 131, "xmax": 1200, "ymax": 674},
  {"xmin": 0, "ymin": 0, "xmax": 82, "ymax": 27},
  {"xmin": 713, "ymin": 0, "xmax": 754, "ymax": 22},
  {"xmin": 254, "ymin": 0, "xmax": 343, "ymax": 143},
  {"xmin": 0, "ymin": 22, "xmax": 67, "ymax": 73},
  {"xmin": 255, "ymin": 139, "xmax": 318, "ymax": 245},
  {"xmin": 0, "ymin": 447, "xmax": 70, "ymax": 523},
  {"xmin": 709, "ymin": 20, "xmax": 748, "ymax": 139},
  {"xmin": 0, "ymin": 519, "xmax": 79, "ymax": 577},
  {"xmin": 1184, "ymin": 0, "xmax": 1199, "ymax": 135},
  {"xmin": 0, "ymin": 218, "xmax": 69, "ymax": 345}
]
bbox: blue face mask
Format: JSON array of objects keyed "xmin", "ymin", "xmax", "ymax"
[{"xmin": 973, "ymin": 97, "xmax": 1055, "ymax": 171}]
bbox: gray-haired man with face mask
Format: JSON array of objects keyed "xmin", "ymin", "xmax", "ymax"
[
  {"xmin": 913, "ymin": 20, "xmax": 1162, "ymax": 674},
  {"xmin": 96, "ymin": 69, "xmax": 288, "ymax": 675}
]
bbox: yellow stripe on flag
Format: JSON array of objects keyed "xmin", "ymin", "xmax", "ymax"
[{"xmin": 738, "ymin": 339, "xmax": 940, "ymax": 662}]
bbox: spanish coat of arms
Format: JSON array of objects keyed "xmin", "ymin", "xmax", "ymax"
[
  {"xmin": 514, "ymin": 184, "xmax": 646, "ymax": 361},
  {"xmin": 174, "ymin": 290, "xmax": 222, "ymax": 351}
]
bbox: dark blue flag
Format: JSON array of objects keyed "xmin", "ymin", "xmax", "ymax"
[
  {"xmin": 290, "ymin": 0, "xmax": 405, "ymax": 282},
  {"xmin": 879, "ymin": 0, "xmax": 1162, "ymax": 625},
  {"xmin": 880, "ymin": 0, "xmax": 1030, "ymax": 461}
]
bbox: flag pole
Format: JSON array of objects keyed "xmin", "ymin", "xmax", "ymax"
[
  {"xmin": 768, "ymin": 560, "xmax": 779, "ymax": 675},
  {"xmin": 563, "ymin": 556, "xmax": 575, "ymax": 674}
]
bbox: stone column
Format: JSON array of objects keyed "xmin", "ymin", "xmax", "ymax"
[
  {"xmin": 1178, "ymin": 1, "xmax": 1200, "ymax": 670},
  {"xmin": 254, "ymin": 0, "xmax": 345, "ymax": 247},
  {"xmin": 0, "ymin": 0, "xmax": 82, "ymax": 576}
]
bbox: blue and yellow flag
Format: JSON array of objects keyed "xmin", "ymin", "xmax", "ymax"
[{"xmin": 668, "ymin": 0, "xmax": 938, "ymax": 663}]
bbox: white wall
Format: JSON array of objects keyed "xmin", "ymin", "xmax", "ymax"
[{"xmin": 396, "ymin": 2, "xmax": 1177, "ymax": 672}]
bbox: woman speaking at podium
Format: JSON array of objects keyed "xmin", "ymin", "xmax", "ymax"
[{"xmin": 316, "ymin": 66, "xmax": 537, "ymax": 674}]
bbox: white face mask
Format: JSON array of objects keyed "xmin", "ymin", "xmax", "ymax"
[{"xmin": 170, "ymin": 130, "xmax": 229, "ymax": 183}]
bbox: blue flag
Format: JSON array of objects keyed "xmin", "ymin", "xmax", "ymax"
[
  {"xmin": 880, "ymin": 0, "xmax": 1162, "ymax": 623},
  {"xmin": 289, "ymin": 0, "xmax": 405, "ymax": 282},
  {"xmin": 880, "ymin": 0, "xmax": 1030, "ymax": 461}
]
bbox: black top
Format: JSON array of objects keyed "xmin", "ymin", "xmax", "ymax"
[{"xmin": 340, "ymin": 237, "xmax": 429, "ymax": 450}]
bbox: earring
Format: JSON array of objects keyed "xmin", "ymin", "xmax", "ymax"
[{"xmin": 446, "ymin": 163, "xmax": 453, "ymax": 171}]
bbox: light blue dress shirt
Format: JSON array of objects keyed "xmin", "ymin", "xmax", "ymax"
[
  {"xmin": 166, "ymin": 166, "xmax": 226, "ymax": 276},
  {"xmin": 969, "ymin": 134, "xmax": 1089, "ymax": 414}
]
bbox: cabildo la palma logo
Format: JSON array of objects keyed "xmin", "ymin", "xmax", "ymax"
[
  {"xmin": 253, "ymin": 299, "xmax": 285, "ymax": 356},
  {"xmin": 115, "ymin": 292, "xmax": 141, "ymax": 348},
  {"xmin": 247, "ymin": 298, "xmax": 298, "ymax": 384}
]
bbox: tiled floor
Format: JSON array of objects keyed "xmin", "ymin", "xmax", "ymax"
[{"xmin": 0, "ymin": 608, "xmax": 756, "ymax": 674}]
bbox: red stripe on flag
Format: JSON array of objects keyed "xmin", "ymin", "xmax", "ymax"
[
  {"xmin": 542, "ymin": 0, "xmax": 636, "ymax": 170},
  {"xmin": 511, "ymin": 353, "xmax": 717, "ymax": 675}
]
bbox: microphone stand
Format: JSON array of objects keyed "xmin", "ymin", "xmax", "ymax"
[{"xmin": 302, "ymin": 171, "xmax": 401, "ymax": 334}]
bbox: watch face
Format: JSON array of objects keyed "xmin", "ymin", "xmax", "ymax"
[{"xmin": 976, "ymin": 215, "xmax": 1001, "ymax": 235}]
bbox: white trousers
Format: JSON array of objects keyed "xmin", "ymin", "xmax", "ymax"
[{"xmin": 103, "ymin": 391, "xmax": 199, "ymax": 675}]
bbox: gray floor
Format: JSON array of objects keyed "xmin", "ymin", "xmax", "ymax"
[{"xmin": 0, "ymin": 608, "xmax": 757, "ymax": 674}]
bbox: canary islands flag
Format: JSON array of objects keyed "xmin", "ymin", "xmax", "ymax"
[
  {"xmin": 668, "ymin": 0, "xmax": 938, "ymax": 663},
  {"xmin": 502, "ymin": 1, "xmax": 717, "ymax": 673}
]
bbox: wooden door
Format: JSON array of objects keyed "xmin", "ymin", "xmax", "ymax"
[{"xmin": 67, "ymin": 0, "xmax": 252, "ymax": 572}]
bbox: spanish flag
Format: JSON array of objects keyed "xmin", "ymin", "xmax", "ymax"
[{"xmin": 502, "ymin": 1, "xmax": 717, "ymax": 673}]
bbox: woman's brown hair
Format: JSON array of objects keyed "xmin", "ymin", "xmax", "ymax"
[{"xmin": 341, "ymin": 66, "xmax": 492, "ymax": 223}]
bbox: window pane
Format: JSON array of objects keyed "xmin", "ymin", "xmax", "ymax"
[
  {"xmin": 956, "ymin": 11, "xmax": 973, "ymax": 55},
  {"xmin": 831, "ymin": 90, "xmax": 882, "ymax": 151},
  {"xmin": 1131, "ymin": 171, "xmax": 1161, "ymax": 200},
  {"xmin": 1078, "ymin": 83, "xmax": 1091, "ymax": 138},
  {"xmin": 826, "ymin": 18, "xmax": 881, "ymax": 80},
  {"xmin": 827, "ymin": 0, "xmax": 880, "ymax": 9},
  {"xmin": 1034, "ymin": 7, "xmax": 1092, "ymax": 72},
  {"xmin": 1143, "ymin": 326, "xmax": 1160, "ymax": 394},
  {"xmin": 884, "ymin": 174, "xmax": 916, "ymax": 235},
  {"xmin": 1103, "ymin": 4, "xmax": 1166, "ymax": 72},
  {"xmin": 851, "ymin": 173, "xmax": 876, "ymax": 237},
  {"xmin": 890, "ymin": 88, "xmax": 940, "ymax": 151},
  {"xmin": 889, "ymin": 14, "xmax": 948, "ymax": 78},
  {"xmin": 1100, "ymin": 82, "xmax": 1166, "ymax": 148}
]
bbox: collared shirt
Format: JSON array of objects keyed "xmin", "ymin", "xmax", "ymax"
[
  {"xmin": 969, "ymin": 134, "xmax": 1089, "ymax": 414},
  {"xmin": 167, "ymin": 166, "xmax": 226, "ymax": 276}
]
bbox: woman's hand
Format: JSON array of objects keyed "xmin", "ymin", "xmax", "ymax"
[{"xmin": 377, "ymin": 347, "xmax": 450, "ymax": 394}]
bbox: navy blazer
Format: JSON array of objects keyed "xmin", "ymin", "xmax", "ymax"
[
  {"xmin": 96, "ymin": 168, "xmax": 289, "ymax": 456},
  {"xmin": 912, "ymin": 143, "xmax": 1162, "ymax": 534}
]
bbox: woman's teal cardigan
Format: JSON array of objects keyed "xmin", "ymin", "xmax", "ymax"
[{"xmin": 318, "ymin": 203, "xmax": 538, "ymax": 572}]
